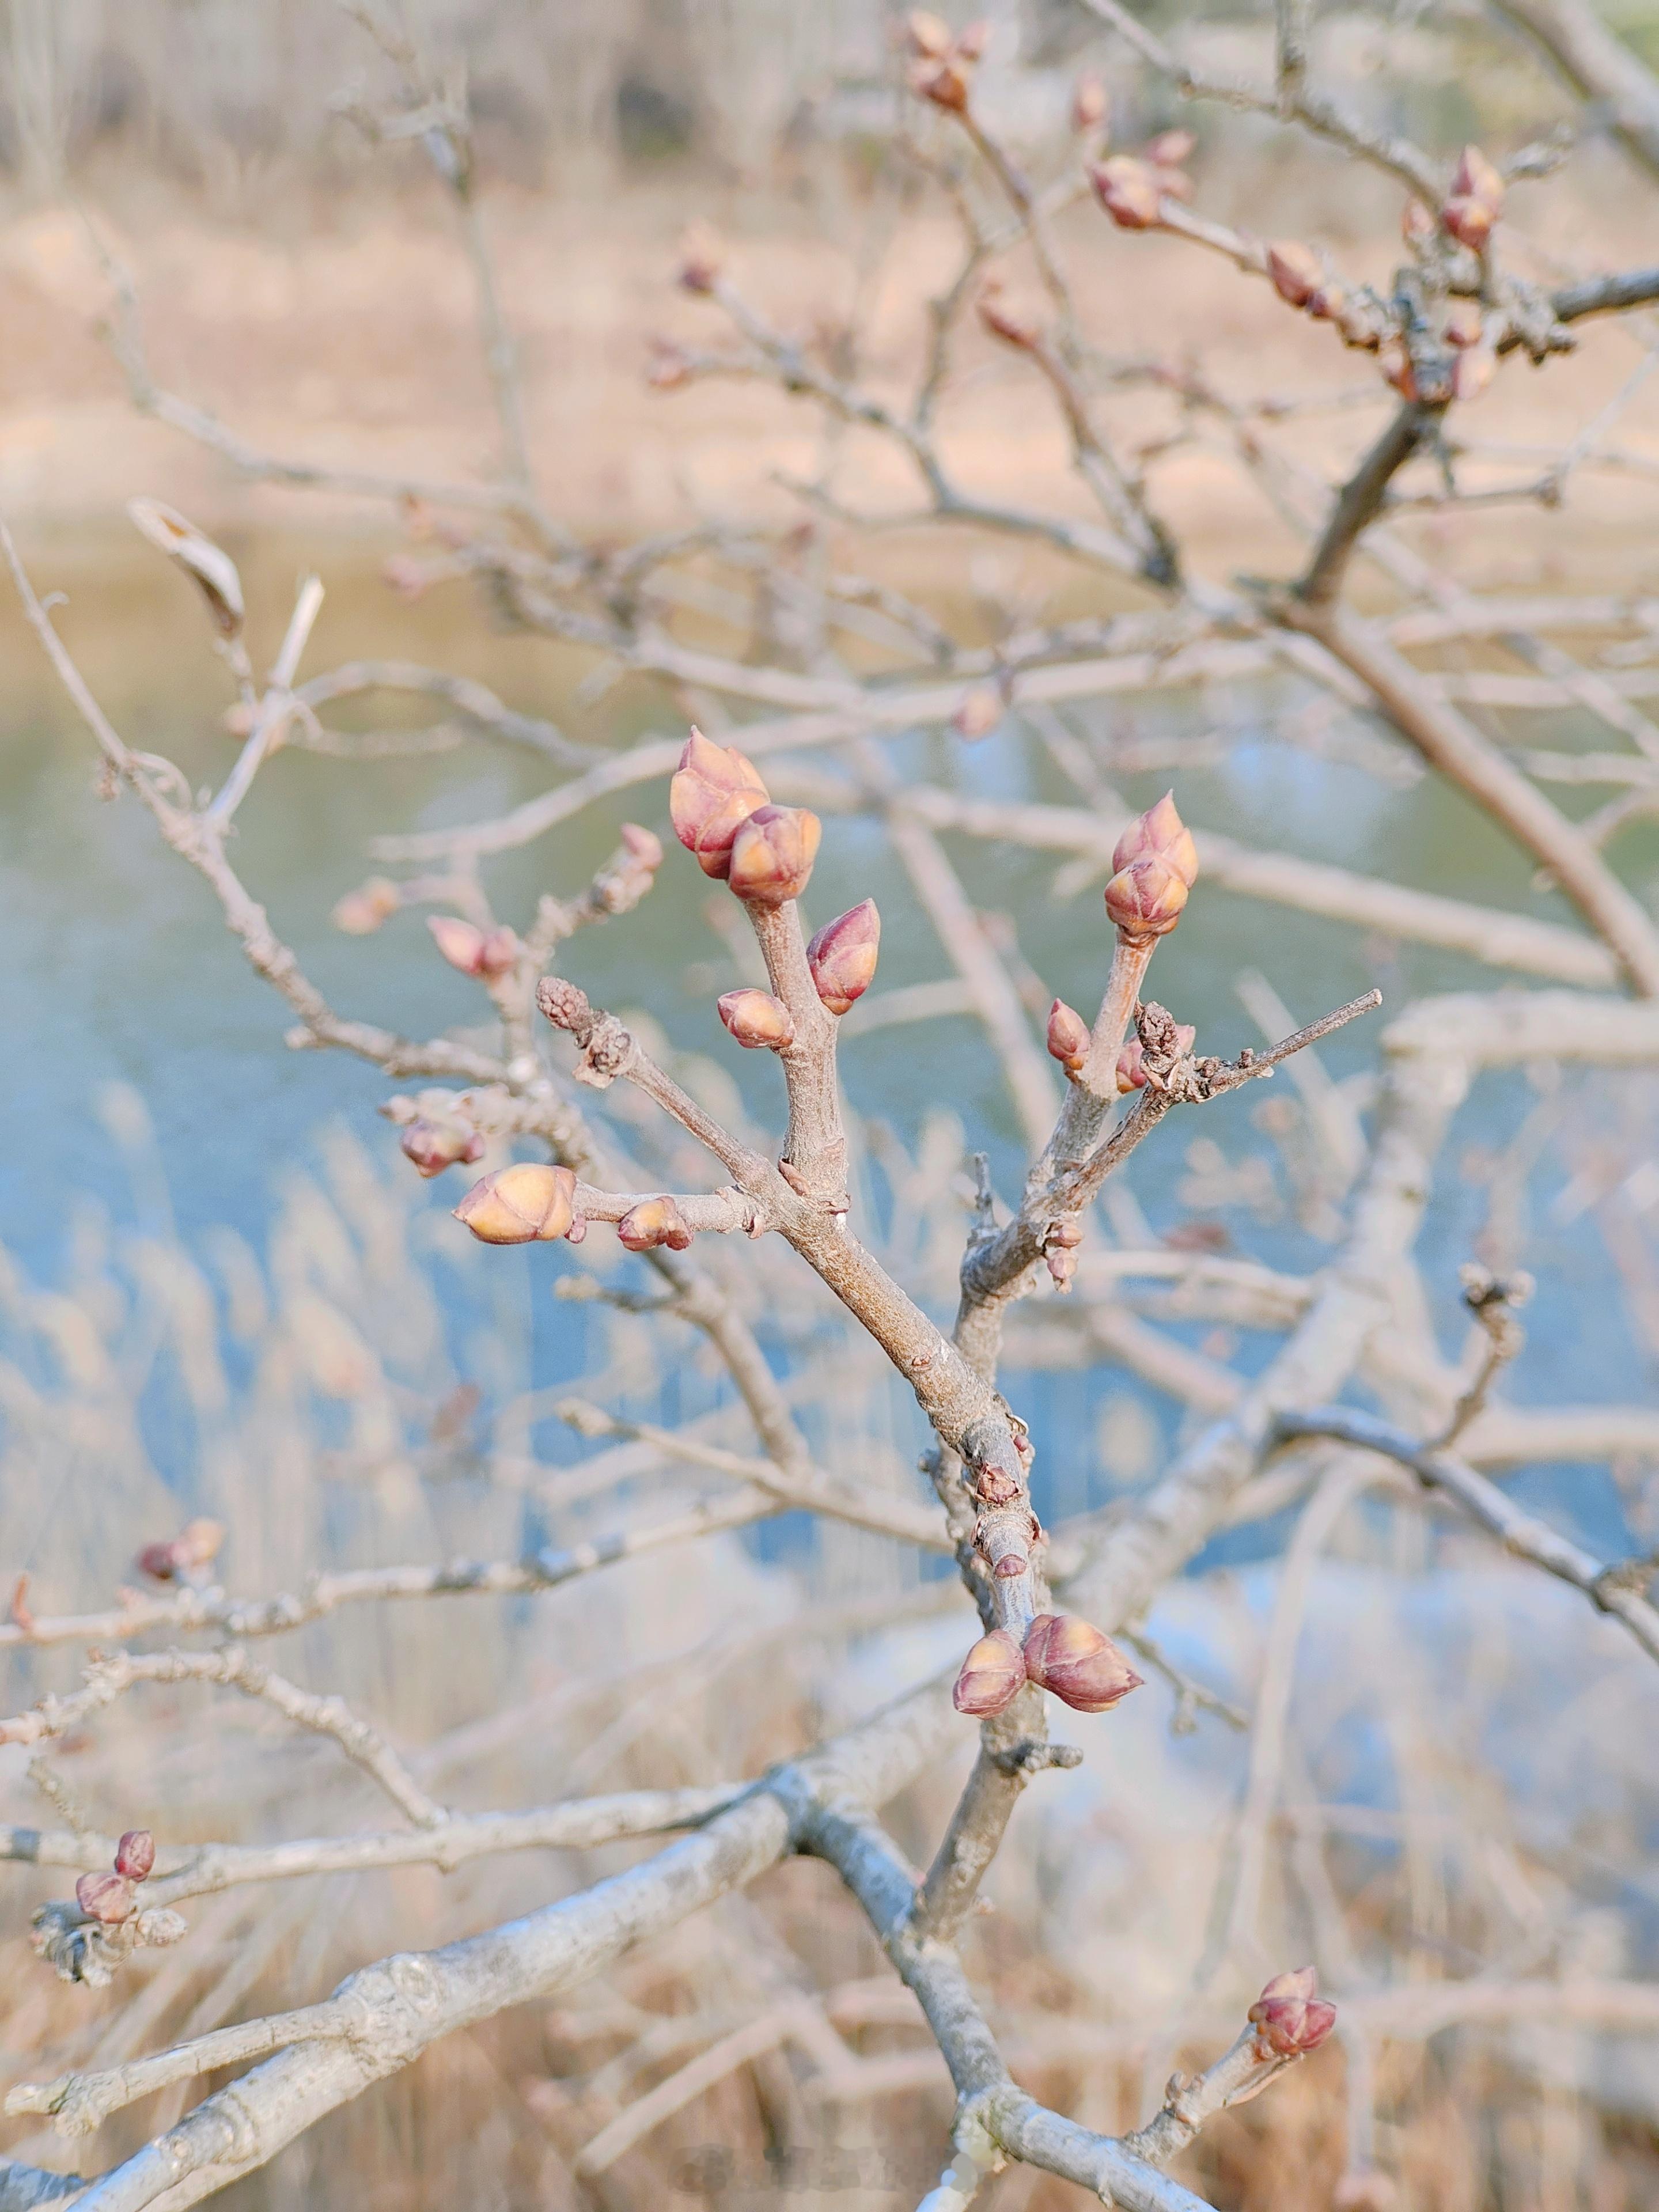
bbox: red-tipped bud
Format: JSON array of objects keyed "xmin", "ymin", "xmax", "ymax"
[
  {"xmin": 1111, "ymin": 792, "xmax": 1198, "ymax": 886},
  {"xmin": 1144, "ymin": 128, "xmax": 1194, "ymax": 168},
  {"xmin": 75, "ymin": 1872, "xmax": 135, "ymax": 1925},
  {"xmin": 910, "ymin": 56, "xmax": 972, "ymax": 109},
  {"xmin": 677, "ymin": 222, "xmax": 724, "ymax": 295},
  {"xmin": 1267, "ymin": 240, "xmax": 1323, "ymax": 310},
  {"xmin": 1116, "ymin": 1039, "xmax": 1147, "ymax": 1093},
  {"xmin": 906, "ymin": 8, "xmax": 952, "ymax": 56},
  {"xmin": 136, "ymin": 1519, "xmax": 225, "ymax": 1585},
  {"xmin": 1443, "ymin": 300, "xmax": 1483, "ymax": 348},
  {"xmin": 617, "ymin": 1196, "xmax": 694, "ymax": 1252},
  {"xmin": 807, "ymin": 900, "xmax": 881, "ymax": 1014},
  {"xmin": 1104, "ymin": 856, "xmax": 1189, "ymax": 941},
  {"xmin": 1450, "ymin": 143, "xmax": 1505, "ymax": 213},
  {"xmin": 454, "ymin": 1162, "xmax": 577, "ymax": 1245},
  {"xmin": 1452, "ymin": 347, "xmax": 1496, "ymax": 403},
  {"xmin": 332, "ymin": 878, "xmax": 401, "ymax": 935},
  {"xmin": 669, "ymin": 729, "xmax": 770, "ymax": 880},
  {"xmin": 1072, "ymin": 71, "xmax": 1108, "ymax": 133},
  {"xmin": 952, "ymin": 685, "xmax": 1003, "ymax": 741},
  {"xmin": 717, "ymin": 987, "xmax": 796, "ymax": 1050},
  {"xmin": 1249, "ymin": 1966, "xmax": 1338, "ymax": 2056},
  {"xmin": 1047, "ymin": 998, "xmax": 1090, "ymax": 1077},
  {"xmin": 953, "ymin": 1629, "xmax": 1028, "ymax": 1717},
  {"xmin": 978, "ymin": 287, "xmax": 1041, "ymax": 350},
  {"xmin": 1440, "ymin": 195, "xmax": 1494, "ymax": 252},
  {"xmin": 399, "ymin": 1118, "xmax": 485, "ymax": 1180},
  {"xmin": 1092, "ymin": 157, "xmax": 1163, "ymax": 230},
  {"xmin": 727, "ymin": 804, "xmax": 821, "ymax": 906},
  {"xmin": 115, "ymin": 1830, "xmax": 156, "ymax": 1882},
  {"xmin": 619, "ymin": 823, "xmax": 664, "ymax": 870},
  {"xmin": 1378, "ymin": 340, "xmax": 1418, "ymax": 400},
  {"xmin": 1022, "ymin": 1614, "xmax": 1143, "ymax": 1713}
]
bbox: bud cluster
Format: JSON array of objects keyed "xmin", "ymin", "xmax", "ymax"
[
  {"xmin": 1090, "ymin": 130, "xmax": 1193, "ymax": 230},
  {"xmin": 954, "ymin": 1613, "xmax": 1143, "ymax": 1717},
  {"xmin": 136, "ymin": 1518, "xmax": 225, "ymax": 1587},
  {"xmin": 904, "ymin": 11, "xmax": 988, "ymax": 112},
  {"xmin": 1103, "ymin": 791, "xmax": 1199, "ymax": 943},
  {"xmin": 1248, "ymin": 1965, "xmax": 1338, "ymax": 2056},
  {"xmin": 75, "ymin": 1830, "xmax": 156, "ymax": 1929},
  {"xmin": 670, "ymin": 729, "xmax": 771, "ymax": 878}
]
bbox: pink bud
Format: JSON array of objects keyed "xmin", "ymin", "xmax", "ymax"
[
  {"xmin": 717, "ymin": 987, "xmax": 796, "ymax": 1050},
  {"xmin": 953, "ymin": 1629, "xmax": 1028, "ymax": 1717},
  {"xmin": 1143, "ymin": 128, "xmax": 1194, "ymax": 168},
  {"xmin": 1249, "ymin": 1966, "xmax": 1338, "ymax": 2056},
  {"xmin": 115, "ymin": 1830, "xmax": 155, "ymax": 1882},
  {"xmin": 1378, "ymin": 340, "xmax": 1419, "ymax": 400},
  {"xmin": 952, "ymin": 685, "xmax": 1003, "ymax": 741},
  {"xmin": 807, "ymin": 900, "xmax": 881, "ymax": 1015},
  {"xmin": 978, "ymin": 288, "xmax": 1040, "ymax": 350},
  {"xmin": 1443, "ymin": 300, "xmax": 1482, "ymax": 348},
  {"xmin": 1402, "ymin": 198, "xmax": 1435, "ymax": 247},
  {"xmin": 619, "ymin": 823, "xmax": 664, "ymax": 870},
  {"xmin": 906, "ymin": 9, "xmax": 952, "ymax": 57},
  {"xmin": 1267, "ymin": 241, "xmax": 1323, "ymax": 310},
  {"xmin": 1022, "ymin": 1614, "xmax": 1143, "ymax": 1713},
  {"xmin": 617, "ymin": 1196, "xmax": 694, "ymax": 1252},
  {"xmin": 677, "ymin": 223, "xmax": 724, "ymax": 296},
  {"xmin": 1104, "ymin": 856, "xmax": 1190, "ymax": 942},
  {"xmin": 955, "ymin": 20, "xmax": 990, "ymax": 60},
  {"xmin": 727, "ymin": 804, "xmax": 822, "ymax": 906},
  {"xmin": 75, "ymin": 1871, "xmax": 135, "ymax": 1925},
  {"xmin": 1072, "ymin": 71, "xmax": 1107, "ymax": 133},
  {"xmin": 427, "ymin": 916, "xmax": 486, "ymax": 975},
  {"xmin": 454, "ymin": 1162, "xmax": 577, "ymax": 1245},
  {"xmin": 1440, "ymin": 196, "xmax": 1494, "ymax": 252},
  {"xmin": 400, "ymin": 1118, "xmax": 485, "ymax": 1179},
  {"xmin": 1452, "ymin": 348, "xmax": 1496, "ymax": 403},
  {"xmin": 1092, "ymin": 157, "xmax": 1163, "ymax": 230},
  {"xmin": 136, "ymin": 1539, "xmax": 183, "ymax": 1582},
  {"xmin": 1047, "ymin": 999, "xmax": 1090, "ymax": 1076},
  {"xmin": 1115, "ymin": 1039, "xmax": 1147, "ymax": 1093},
  {"xmin": 1111, "ymin": 793, "xmax": 1198, "ymax": 887},
  {"xmin": 911, "ymin": 55, "xmax": 972, "ymax": 109},
  {"xmin": 669, "ymin": 729, "xmax": 770, "ymax": 880},
  {"xmin": 1044, "ymin": 1218, "xmax": 1082, "ymax": 1290},
  {"xmin": 1450, "ymin": 144, "xmax": 1504, "ymax": 214}
]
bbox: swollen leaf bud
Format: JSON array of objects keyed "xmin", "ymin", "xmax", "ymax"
[
  {"xmin": 75, "ymin": 1871, "xmax": 135, "ymax": 1926},
  {"xmin": 427, "ymin": 916, "xmax": 519, "ymax": 979},
  {"xmin": 617, "ymin": 1196, "xmax": 694, "ymax": 1252},
  {"xmin": 1022, "ymin": 1614, "xmax": 1143, "ymax": 1712},
  {"xmin": 454, "ymin": 1162, "xmax": 577, "ymax": 1245},
  {"xmin": 952, "ymin": 1628, "xmax": 1028, "ymax": 1717},
  {"xmin": 127, "ymin": 498, "xmax": 245, "ymax": 640},
  {"xmin": 1249, "ymin": 1965, "xmax": 1338, "ymax": 2056},
  {"xmin": 620, "ymin": 822, "xmax": 664, "ymax": 870},
  {"xmin": 727, "ymin": 804, "xmax": 821, "ymax": 906},
  {"xmin": 1046, "ymin": 998, "xmax": 1090, "ymax": 1077},
  {"xmin": 669, "ymin": 729, "xmax": 770, "ymax": 879},
  {"xmin": 1092, "ymin": 157, "xmax": 1163, "ymax": 230},
  {"xmin": 1104, "ymin": 856, "xmax": 1189, "ymax": 941},
  {"xmin": 1267, "ymin": 240, "xmax": 1323, "ymax": 310},
  {"xmin": 1111, "ymin": 791, "xmax": 1198, "ymax": 886},
  {"xmin": 1440, "ymin": 195, "xmax": 1494, "ymax": 252},
  {"xmin": 115, "ymin": 1830, "xmax": 156, "ymax": 1882},
  {"xmin": 717, "ymin": 987, "xmax": 796, "ymax": 1050},
  {"xmin": 1116, "ymin": 1039, "xmax": 1147, "ymax": 1093},
  {"xmin": 807, "ymin": 900, "xmax": 881, "ymax": 1014},
  {"xmin": 1450, "ymin": 144, "xmax": 1505, "ymax": 214}
]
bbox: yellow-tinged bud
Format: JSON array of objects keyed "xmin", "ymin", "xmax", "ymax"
[
  {"xmin": 617, "ymin": 1196, "xmax": 694, "ymax": 1252},
  {"xmin": 1378, "ymin": 340, "xmax": 1418, "ymax": 400},
  {"xmin": 1267, "ymin": 240, "xmax": 1323, "ymax": 310},
  {"xmin": 953, "ymin": 1628, "xmax": 1027, "ymax": 1717},
  {"xmin": 727, "ymin": 804, "xmax": 821, "ymax": 906},
  {"xmin": 1444, "ymin": 300, "xmax": 1483, "ymax": 348},
  {"xmin": 1440, "ymin": 195, "xmax": 1494, "ymax": 252},
  {"xmin": 1046, "ymin": 998, "xmax": 1090, "ymax": 1076},
  {"xmin": 1450, "ymin": 143, "xmax": 1505, "ymax": 214},
  {"xmin": 332, "ymin": 878, "xmax": 401, "ymax": 935},
  {"xmin": 1116, "ymin": 1038, "xmax": 1147, "ymax": 1093},
  {"xmin": 1092, "ymin": 156, "xmax": 1163, "ymax": 230},
  {"xmin": 1104, "ymin": 855, "xmax": 1189, "ymax": 941},
  {"xmin": 807, "ymin": 900, "xmax": 881, "ymax": 1014},
  {"xmin": 718, "ymin": 987, "xmax": 796, "ymax": 1049},
  {"xmin": 1249, "ymin": 1965, "xmax": 1338, "ymax": 2055},
  {"xmin": 454, "ymin": 1162, "xmax": 577, "ymax": 1245},
  {"xmin": 669, "ymin": 728, "xmax": 770, "ymax": 880},
  {"xmin": 1022, "ymin": 1613, "xmax": 1143, "ymax": 1713},
  {"xmin": 1111, "ymin": 791, "xmax": 1198, "ymax": 887}
]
